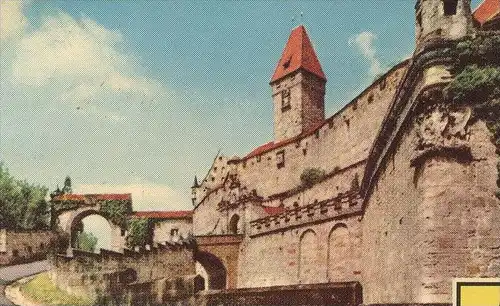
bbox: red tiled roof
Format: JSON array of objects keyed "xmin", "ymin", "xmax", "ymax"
[
  {"xmin": 474, "ymin": 0, "xmax": 500, "ymax": 25},
  {"xmin": 132, "ymin": 210, "xmax": 193, "ymax": 219},
  {"xmin": 244, "ymin": 121, "xmax": 325, "ymax": 159},
  {"xmin": 262, "ymin": 205, "xmax": 285, "ymax": 216},
  {"xmin": 270, "ymin": 25, "xmax": 326, "ymax": 83},
  {"xmin": 53, "ymin": 193, "xmax": 131, "ymax": 201}
]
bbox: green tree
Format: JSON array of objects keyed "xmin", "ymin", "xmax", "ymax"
[
  {"xmin": 76, "ymin": 231, "xmax": 98, "ymax": 252},
  {"xmin": 0, "ymin": 163, "xmax": 49, "ymax": 229},
  {"xmin": 126, "ymin": 218, "xmax": 152, "ymax": 248},
  {"xmin": 61, "ymin": 176, "xmax": 72, "ymax": 194}
]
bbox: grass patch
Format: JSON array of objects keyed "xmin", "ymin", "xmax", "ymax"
[{"xmin": 20, "ymin": 273, "xmax": 94, "ymax": 305}]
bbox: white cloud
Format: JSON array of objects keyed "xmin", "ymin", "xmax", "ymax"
[
  {"xmin": 0, "ymin": 0, "xmax": 28, "ymax": 41},
  {"xmin": 74, "ymin": 182, "xmax": 191, "ymax": 212},
  {"xmin": 8, "ymin": 11, "xmax": 166, "ymax": 121},
  {"xmin": 349, "ymin": 31, "xmax": 384, "ymax": 76}
]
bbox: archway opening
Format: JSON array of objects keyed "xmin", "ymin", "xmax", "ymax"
[
  {"xmin": 229, "ymin": 214, "xmax": 240, "ymax": 234},
  {"xmin": 328, "ymin": 224, "xmax": 350, "ymax": 281},
  {"xmin": 70, "ymin": 211, "xmax": 112, "ymax": 252},
  {"xmin": 195, "ymin": 251, "xmax": 227, "ymax": 290}
]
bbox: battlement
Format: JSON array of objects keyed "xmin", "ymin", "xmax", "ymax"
[
  {"xmin": 249, "ymin": 191, "xmax": 363, "ymax": 237},
  {"xmin": 49, "ymin": 241, "xmax": 196, "ymax": 301}
]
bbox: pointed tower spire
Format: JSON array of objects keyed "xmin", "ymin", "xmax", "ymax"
[
  {"xmin": 270, "ymin": 25, "xmax": 326, "ymax": 84},
  {"xmin": 192, "ymin": 175, "xmax": 200, "ymax": 188},
  {"xmin": 270, "ymin": 25, "xmax": 326, "ymax": 142}
]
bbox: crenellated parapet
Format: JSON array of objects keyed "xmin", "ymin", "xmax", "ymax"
[
  {"xmin": 249, "ymin": 191, "xmax": 362, "ymax": 237},
  {"xmin": 49, "ymin": 240, "xmax": 196, "ymax": 304}
]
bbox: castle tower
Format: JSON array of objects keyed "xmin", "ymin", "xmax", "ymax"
[
  {"xmin": 415, "ymin": 0, "xmax": 473, "ymax": 45},
  {"xmin": 270, "ymin": 25, "xmax": 326, "ymax": 142}
]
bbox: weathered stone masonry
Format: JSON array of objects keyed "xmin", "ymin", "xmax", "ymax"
[{"xmin": 192, "ymin": 0, "xmax": 500, "ymax": 305}]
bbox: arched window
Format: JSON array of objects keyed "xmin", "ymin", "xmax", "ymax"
[{"xmin": 229, "ymin": 214, "xmax": 240, "ymax": 234}]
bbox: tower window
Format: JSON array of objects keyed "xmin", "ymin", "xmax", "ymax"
[
  {"xmin": 276, "ymin": 150, "xmax": 285, "ymax": 169},
  {"xmin": 170, "ymin": 228, "xmax": 179, "ymax": 236},
  {"xmin": 281, "ymin": 89, "xmax": 291, "ymax": 111},
  {"xmin": 443, "ymin": 0, "xmax": 458, "ymax": 16}
]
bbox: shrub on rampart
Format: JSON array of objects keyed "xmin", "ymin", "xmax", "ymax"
[{"xmin": 300, "ymin": 168, "xmax": 326, "ymax": 188}]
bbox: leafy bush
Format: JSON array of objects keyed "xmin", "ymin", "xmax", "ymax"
[
  {"xmin": 446, "ymin": 65, "xmax": 500, "ymax": 106},
  {"xmin": 300, "ymin": 168, "xmax": 326, "ymax": 188}
]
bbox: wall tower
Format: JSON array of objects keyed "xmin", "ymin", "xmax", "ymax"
[
  {"xmin": 415, "ymin": 0, "xmax": 473, "ymax": 45},
  {"xmin": 270, "ymin": 25, "xmax": 326, "ymax": 142}
]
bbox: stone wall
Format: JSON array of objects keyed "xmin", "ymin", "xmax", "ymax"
[
  {"xmin": 0, "ymin": 230, "xmax": 56, "ymax": 266},
  {"xmin": 153, "ymin": 219, "xmax": 193, "ymax": 243},
  {"xmin": 49, "ymin": 244, "xmax": 196, "ymax": 303},
  {"xmin": 238, "ymin": 215, "xmax": 362, "ymax": 288},
  {"xmin": 362, "ymin": 100, "xmax": 500, "ymax": 303}
]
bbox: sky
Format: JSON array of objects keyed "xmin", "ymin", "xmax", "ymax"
[{"xmin": 0, "ymin": 0, "xmax": 483, "ymax": 248}]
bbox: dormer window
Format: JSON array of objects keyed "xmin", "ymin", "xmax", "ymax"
[
  {"xmin": 443, "ymin": 0, "xmax": 458, "ymax": 15},
  {"xmin": 283, "ymin": 56, "xmax": 292, "ymax": 69},
  {"xmin": 281, "ymin": 88, "xmax": 291, "ymax": 111}
]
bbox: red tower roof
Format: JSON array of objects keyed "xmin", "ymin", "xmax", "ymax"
[
  {"xmin": 270, "ymin": 25, "xmax": 326, "ymax": 83},
  {"xmin": 474, "ymin": 0, "xmax": 500, "ymax": 25}
]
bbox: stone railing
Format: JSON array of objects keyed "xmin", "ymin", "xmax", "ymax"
[{"xmin": 249, "ymin": 192, "xmax": 363, "ymax": 237}]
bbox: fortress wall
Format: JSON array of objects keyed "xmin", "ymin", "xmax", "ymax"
[
  {"xmin": 238, "ymin": 215, "xmax": 362, "ymax": 288},
  {"xmin": 50, "ymin": 247, "xmax": 195, "ymax": 299},
  {"xmin": 193, "ymin": 63, "xmax": 407, "ymax": 236},
  {"xmin": 362, "ymin": 116, "xmax": 500, "ymax": 304},
  {"xmin": 361, "ymin": 121, "xmax": 423, "ymax": 304},
  {"xmin": 265, "ymin": 162, "xmax": 364, "ymax": 210},
  {"xmin": 236, "ymin": 64, "xmax": 408, "ymax": 199},
  {"xmin": 0, "ymin": 230, "xmax": 56, "ymax": 266}
]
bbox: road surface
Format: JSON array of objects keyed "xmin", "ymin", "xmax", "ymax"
[{"xmin": 0, "ymin": 261, "xmax": 49, "ymax": 305}]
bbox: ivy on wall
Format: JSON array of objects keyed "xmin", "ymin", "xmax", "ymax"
[
  {"xmin": 99, "ymin": 200, "xmax": 132, "ymax": 229},
  {"xmin": 444, "ymin": 32, "xmax": 500, "ymax": 199}
]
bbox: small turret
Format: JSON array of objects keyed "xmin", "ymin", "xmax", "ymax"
[
  {"xmin": 191, "ymin": 175, "xmax": 200, "ymax": 206},
  {"xmin": 415, "ymin": 0, "xmax": 473, "ymax": 46}
]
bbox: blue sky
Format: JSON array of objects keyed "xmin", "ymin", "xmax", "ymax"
[{"xmin": 0, "ymin": 0, "xmax": 483, "ymax": 246}]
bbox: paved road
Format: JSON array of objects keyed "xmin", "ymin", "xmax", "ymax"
[{"xmin": 0, "ymin": 260, "xmax": 49, "ymax": 305}]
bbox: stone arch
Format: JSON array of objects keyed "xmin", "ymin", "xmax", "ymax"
[
  {"xmin": 229, "ymin": 214, "xmax": 240, "ymax": 234},
  {"xmin": 68, "ymin": 209, "xmax": 113, "ymax": 250},
  {"xmin": 327, "ymin": 223, "xmax": 350, "ymax": 281},
  {"xmin": 298, "ymin": 229, "xmax": 319, "ymax": 284},
  {"xmin": 195, "ymin": 251, "xmax": 227, "ymax": 290}
]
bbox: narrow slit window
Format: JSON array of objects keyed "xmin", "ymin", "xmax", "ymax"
[
  {"xmin": 276, "ymin": 150, "xmax": 285, "ymax": 169},
  {"xmin": 281, "ymin": 89, "xmax": 291, "ymax": 111}
]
